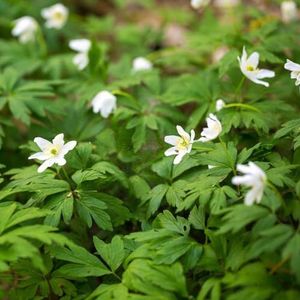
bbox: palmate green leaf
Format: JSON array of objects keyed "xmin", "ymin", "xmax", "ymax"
[
  {"xmin": 122, "ymin": 259, "xmax": 188, "ymax": 298},
  {"xmin": 222, "ymin": 263, "xmax": 277, "ymax": 300},
  {"xmin": 274, "ymin": 118, "xmax": 300, "ymax": 149},
  {"xmin": 188, "ymin": 205, "xmax": 205, "ymax": 230},
  {"xmin": 197, "ymin": 278, "xmax": 221, "ymax": 300},
  {"xmin": 218, "ymin": 205, "xmax": 270, "ymax": 234},
  {"xmin": 51, "ymin": 244, "xmax": 111, "ymax": 278},
  {"xmin": 282, "ymin": 233, "xmax": 300, "ymax": 282},
  {"xmin": 87, "ymin": 283, "xmax": 129, "ymax": 300},
  {"xmin": 0, "ymin": 166, "xmax": 69, "ymax": 202},
  {"xmin": 0, "ymin": 40, "xmax": 42, "ymax": 75},
  {"xmin": 0, "ymin": 203, "xmax": 71, "ymax": 272},
  {"xmin": 44, "ymin": 192, "xmax": 74, "ymax": 226},
  {"xmin": 6, "ymin": 254, "xmax": 77, "ymax": 299},
  {"xmin": 72, "ymin": 160, "xmax": 129, "ymax": 188},
  {"xmin": 128, "ymin": 211, "xmax": 201, "ymax": 265},
  {"xmin": 177, "ymin": 175, "xmax": 224, "ymax": 212},
  {"xmin": 76, "ymin": 192, "xmax": 113, "ymax": 231},
  {"xmin": 0, "ymin": 68, "xmax": 55, "ymax": 125},
  {"xmin": 142, "ymin": 184, "xmax": 169, "ymax": 217},
  {"xmin": 93, "ymin": 235, "xmax": 125, "ymax": 272},
  {"xmin": 247, "ymin": 224, "xmax": 294, "ymax": 259},
  {"xmin": 161, "ymin": 70, "xmax": 220, "ymax": 106}
]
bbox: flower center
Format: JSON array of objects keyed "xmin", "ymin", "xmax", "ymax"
[
  {"xmin": 47, "ymin": 145, "xmax": 60, "ymax": 157},
  {"xmin": 246, "ymin": 65, "xmax": 255, "ymax": 71},
  {"xmin": 177, "ymin": 137, "xmax": 189, "ymax": 150},
  {"xmin": 53, "ymin": 11, "xmax": 64, "ymax": 21}
]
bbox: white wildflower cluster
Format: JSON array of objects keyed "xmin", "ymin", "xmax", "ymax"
[
  {"xmin": 164, "ymin": 113, "xmax": 222, "ymax": 165},
  {"xmin": 16, "ymin": 2, "xmax": 299, "ymax": 208}
]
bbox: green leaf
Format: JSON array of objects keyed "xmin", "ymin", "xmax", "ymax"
[{"xmin": 93, "ymin": 235, "xmax": 125, "ymax": 272}]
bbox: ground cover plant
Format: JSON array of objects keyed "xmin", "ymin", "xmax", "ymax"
[{"xmin": 0, "ymin": 0, "xmax": 300, "ymax": 299}]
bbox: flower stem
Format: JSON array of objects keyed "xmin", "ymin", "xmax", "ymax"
[
  {"xmin": 225, "ymin": 103, "xmax": 260, "ymax": 112},
  {"xmin": 36, "ymin": 27, "xmax": 47, "ymax": 58},
  {"xmin": 61, "ymin": 166, "xmax": 73, "ymax": 187},
  {"xmin": 235, "ymin": 76, "xmax": 245, "ymax": 102}
]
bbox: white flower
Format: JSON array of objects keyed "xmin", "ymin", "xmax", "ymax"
[
  {"xmin": 91, "ymin": 91, "xmax": 117, "ymax": 118},
  {"xmin": 214, "ymin": 0, "xmax": 240, "ymax": 8},
  {"xmin": 281, "ymin": 1, "xmax": 298, "ymax": 23},
  {"xmin": 29, "ymin": 133, "xmax": 77, "ymax": 173},
  {"xmin": 191, "ymin": 0, "xmax": 210, "ymax": 9},
  {"xmin": 69, "ymin": 39, "xmax": 91, "ymax": 70},
  {"xmin": 41, "ymin": 3, "xmax": 69, "ymax": 29},
  {"xmin": 216, "ymin": 99, "xmax": 225, "ymax": 111},
  {"xmin": 284, "ymin": 59, "xmax": 300, "ymax": 86},
  {"xmin": 238, "ymin": 47, "xmax": 275, "ymax": 87},
  {"xmin": 132, "ymin": 57, "xmax": 153, "ymax": 72},
  {"xmin": 12, "ymin": 16, "xmax": 38, "ymax": 43},
  {"xmin": 164, "ymin": 126, "xmax": 195, "ymax": 165},
  {"xmin": 208, "ymin": 165, "xmax": 216, "ymax": 169},
  {"xmin": 199, "ymin": 113, "xmax": 222, "ymax": 142},
  {"xmin": 232, "ymin": 162, "xmax": 266, "ymax": 206}
]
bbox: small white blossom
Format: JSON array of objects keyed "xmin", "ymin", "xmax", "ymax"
[
  {"xmin": 69, "ymin": 39, "xmax": 91, "ymax": 70},
  {"xmin": 91, "ymin": 91, "xmax": 117, "ymax": 118},
  {"xmin": 164, "ymin": 126, "xmax": 195, "ymax": 165},
  {"xmin": 238, "ymin": 47, "xmax": 275, "ymax": 87},
  {"xmin": 199, "ymin": 114, "xmax": 222, "ymax": 142},
  {"xmin": 191, "ymin": 0, "xmax": 210, "ymax": 9},
  {"xmin": 132, "ymin": 57, "xmax": 153, "ymax": 72},
  {"xmin": 216, "ymin": 99, "xmax": 225, "ymax": 111},
  {"xmin": 284, "ymin": 59, "xmax": 300, "ymax": 86},
  {"xmin": 208, "ymin": 165, "xmax": 216, "ymax": 169},
  {"xmin": 281, "ymin": 1, "xmax": 298, "ymax": 23},
  {"xmin": 12, "ymin": 16, "xmax": 38, "ymax": 44},
  {"xmin": 232, "ymin": 162, "xmax": 266, "ymax": 206},
  {"xmin": 41, "ymin": 3, "xmax": 69, "ymax": 29},
  {"xmin": 215, "ymin": 0, "xmax": 240, "ymax": 8},
  {"xmin": 29, "ymin": 133, "xmax": 77, "ymax": 173}
]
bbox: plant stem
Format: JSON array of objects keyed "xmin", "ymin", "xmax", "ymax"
[
  {"xmin": 225, "ymin": 103, "xmax": 260, "ymax": 112},
  {"xmin": 235, "ymin": 76, "xmax": 245, "ymax": 102},
  {"xmin": 61, "ymin": 166, "xmax": 73, "ymax": 187}
]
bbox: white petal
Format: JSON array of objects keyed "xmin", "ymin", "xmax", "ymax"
[
  {"xmin": 164, "ymin": 135, "xmax": 180, "ymax": 146},
  {"xmin": 61, "ymin": 141, "xmax": 77, "ymax": 155},
  {"xmin": 132, "ymin": 57, "xmax": 153, "ymax": 72},
  {"xmin": 173, "ymin": 152, "xmax": 186, "ymax": 165},
  {"xmin": 216, "ymin": 99, "xmax": 225, "ymax": 111},
  {"xmin": 28, "ymin": 152, "xmax": 50, "ymax": 161},
  {"xmin": 55, "ymin": 157, "xmax": 67, "ymax": 166},
  {"xmin": 236, "ymin": 163, "xmax": 252, "ymax": 174},
  {"xmin": 284, "ymin": 59, "xmax": 300, "ymax": 72},
  {"xmin": 256, "ymin": 69, "xmax": 275, "ymax": 79},
  {"xmin": 34, "ymin": 137, "xmax": 52, "ymax": 151},
  {"xmin": 69, "ymin": 39, "xmax": 91, "ymax": 53},
  {"xmin": 232, "ymin": 174, "xmax": 257, "ymax": 186},
  {"xmin": 73, "ymin": 53, "xmax": 89, "ymax": 70},
  {"xmin": 252, "ymin": 78, "xmax": 270, "ymax": 87},
  {"xmin": 164, "ymin": 147, "xmax": 178, "ymax": 156},
  {"xmin": 37, "ymin": 159, "xmax": 55, "ymax": 173},
  {"xmin": 52, "ymin": 133, "xmax": 64, "ymax": 147},
  {"xmin": 176, "ymin": 125, "xmax": 190, "ymax": 141},
  {"xmin": 244, "ymin": 188, "xmax": 257, "ymax": 206},
  {"xmin": 247, "ymin": 52, "xmax": 259, "ymax": 69}
]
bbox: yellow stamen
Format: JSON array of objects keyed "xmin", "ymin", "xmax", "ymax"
[
  {"xmin": 247, "ymin": 65, "xmax": 255, "ymax": 71},
  {"xmin": 50, "ymin": 148, "xmax": 58, "ymax": 155},
  {"xmin": 53, "ymin": 12, "xmax": 64, "ymax": 21},
  {"xmin": 177, "ymin": 137, "xmax": 189, "ymax": 150}
]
